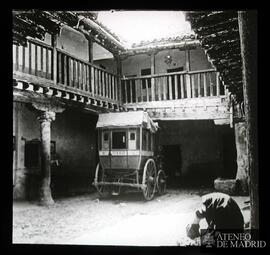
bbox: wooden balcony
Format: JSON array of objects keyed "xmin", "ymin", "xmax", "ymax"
[
  {"xmin": 121, "ymin": 69, "xmax": 224, "ymax": 104},
  {"xmin": 13, "ymin": 38, "xmax": 229, "ymax": 121},
  {"xmin": 121, "ymin": 70, "xmax": 229, "ymax": 121},
  {"xmin": 13, "ymin": 38, "xmax": 120, "ymax": 109}
]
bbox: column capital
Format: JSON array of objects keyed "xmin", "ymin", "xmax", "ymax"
[{"xmin": 37, "ymin": 111, "xmax": 56, "ymax": 123}]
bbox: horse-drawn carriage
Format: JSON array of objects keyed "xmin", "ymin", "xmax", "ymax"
[{"xmin": 93, "ymin": 111, "xmax": 166, "ymax": 200}]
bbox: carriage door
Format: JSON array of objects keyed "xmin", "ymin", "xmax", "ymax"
[
  {"xmin": 111, "ymin": 130, "xmax": 128, "ymax": 169},
  {"xmin": 100, "ymin": 130, "xmax": 111, "ymax": 170}
]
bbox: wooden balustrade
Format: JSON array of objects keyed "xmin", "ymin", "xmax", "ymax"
[
  {"xmin": 121, "ymin": 69, "xmax": 224, "ymax": 104},
  {"xmin": 13, "ymin": 39, "xmax": 119, "ymax": 103},
  {"xmin": 13, "ymin": 38, "xmax": 224, "ymax": 106},
  {"xmin": 13, "ymin": 39, "xmax": 53, "ymax": 80},
  {"xmin": 56, "ymin": 49, "xmax": 118, "ymax": 102}
]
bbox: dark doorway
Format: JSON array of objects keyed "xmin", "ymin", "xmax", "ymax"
[{"xmin": 163, "ymin": 145, "xmax": 182, "ymax": 187}]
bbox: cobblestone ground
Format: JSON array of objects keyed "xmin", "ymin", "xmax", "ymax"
[{"xmin": 12, "ymin": 188, "xmax": 250, "ymax": 246}]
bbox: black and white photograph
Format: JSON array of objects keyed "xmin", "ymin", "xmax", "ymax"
[{"xmin": 11, "ymin": 9, "xmax": 263, "ymax": 251}]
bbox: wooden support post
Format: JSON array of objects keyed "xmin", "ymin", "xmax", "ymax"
[
  {"xmin": 52, "ymin": 34, "xmax": 57, "ymax": 84},
  {"xmin": 180, "ymin": 75, "xmax": 184, "ymax": 98},
  {"xmin": 114, "ymin": 76, "xmax": 118, "ymax": 101},
  {"xmin": 146, "ymin": 79, "xmax": 149, "ymax": 102},
  {"xmin": 129, "ymin": 80, "xmax": 133, "ymax": 103},
  {"xmin": 77, "ymin": 62, "xmax": 81, "ymax": 89},
  {"xmin": 191, "ymin": 74, "xmax": 195, "ymax": 98},
  {"xmin": 112, "ymin": 75, "xmax": 115, "ymax": 100},
  {"xmin": 203, "ymin": 73, "xmax": 207, "ymax": 97},
  {"xmin": 63, "ymin": 55, "xmax": 67, "ymax": 85},
  {"xmin": 186, "ymin": 74, "xmax": 191, "ymax": 98},
  {"xmin": 151, "ymin": 52, "xmax": 156, "ymax": 101},
  {"xmin": 175, "ymin": 75, "xmax": 178, "ymax": 99},
  {"xmin": 58, "ymin": 53, "xmax": 62, "ymax": 84},
  {"xmin": 139, "ymin": 79, "xmax": 143, "ymax": 102},
  {"xmin": 198, "ymin": 73, "xmax": 201, "ymax": 97},
  {"xmin": 95, "ymin": 69, "xmax": 98, "ymax": 95},
  {"xmin": 168, "ymin": 76, "xmax": 173, "ymax": 100},
  {"xmin": 102, "ymin": 71, "xmax": 105, "ymax": 97},
  {"xmin": 185, "ymin": 47, "xmax": 191, "ymax": 98},
  {"xmin": 15, "ymin": 45, "xmax": 19, "ymax": 71},
  {"xmin": 238, "ymin": 11, "xmax": 258, "ymax": 230},
  {"xmin": 84, "ymin": 64, "xmax": 87, "ymax": 91},
  {"xmin": 29, "ymin": 42, "xmax": 32, "ymax": 75},
  {"xmin": 22, "ymin": 45, "xmax": 26, "ymax": 73},
  {"xmin": 34, "ymin": 44, "xmax": 38, "ymax": 76},
  {"xmin": 105, "ymin": 73, "xmax": 108, "ymax": 98},
  {"xmin": 157, "ymin": 77, "xmax": 161, "ymax": 101},
  {"xmin": 163, "ymin": 76, "xmax": 167, "ymax": 100},
  {"xmin": 40, "ymin": 46, "xmax": 43, "ymax": 77},
  {"xmin": 108, "ymin": 74, "xmax": 111, "ymax": 99},
  {"xmin": 124, "ymin": 80, "xmax": 128, "ymax": 103},
  {"xmin": 216, "ymin": 72, "xmax": 220, "ymax": 96},
  {"xmin": 135, "ymin": 79, "xmax": 139, "ymax": 103},
  {"xmin": 91, "ymin": 66, "xmax": 95, "ymax": 94},
  {"xmin": 45, "ymin": 48, "xmax": 49, "ymax": 79},
  {"xmin": 209, "ymin": 72, "xmax": 213, "ymax": 97},
  {"xmin": 116, "ymin": 56, "xmax": 122, "ymax": 103},
  {"xmin": 73, "ymin": 60, "xmax": 76, "ymax": 87}
]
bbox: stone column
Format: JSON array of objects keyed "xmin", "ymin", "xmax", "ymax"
[
  {"xmin": 235, "ymin": 122, "xmax": 249, "ymax": 194},
  {"xmin": 37, "ymin": 111, "xmax": 56, "ymax": 206}
]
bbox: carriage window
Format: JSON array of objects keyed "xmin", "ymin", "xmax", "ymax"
[
  {"xmin": 102, "ymin": 132, "xmax": 109, "ymax": 150},
  {"xmin": 130, "ymin": 133, "xmax": 135, "ymax": 140},
  {"xmin": 112, "ymin": 131, "xmax": 127, "ymax": 149},
  {"xmin": 129, "ymin": 131, "xmax": 136, "ymax": 150}
]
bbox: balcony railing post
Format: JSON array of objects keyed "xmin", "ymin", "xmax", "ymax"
[
  {"xmin": 186, "ymin": 73, "xmax": 191, "ymax": 98},
  {"xmin": 52, "ymin": 34, "xmax": 57, "ymax": 84},
  {"xmin": 116, "ymin": 56, "xmax": 122, "ymax": 105},
  {"xmin": 216, "ymin": 71, "xmax": 220, "ymax": 96},
  {"xmin": 91, "ymin": 66, "xmax": 94, "ymax": 94}
]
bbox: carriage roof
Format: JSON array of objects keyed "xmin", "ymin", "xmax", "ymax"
[{"xmin": 96, "ymin": 111, "xmax": 159, "ymax": 133}]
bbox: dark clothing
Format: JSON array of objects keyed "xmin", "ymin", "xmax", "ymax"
[{"xmin": 195, "ymin": 192, "xmax": 244, "ymax": 230}]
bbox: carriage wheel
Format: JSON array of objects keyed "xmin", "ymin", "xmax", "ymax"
[
  {"xmin": 142, "ymin": 159, "xmax": 157, "ymax": 201},
  {"xmin": 94, "ymin": 163, "xmax": 111, "ymax": 198},
  {"xmin": 156, "ymin": 170, "xmax": 166, "ymax": 195}
]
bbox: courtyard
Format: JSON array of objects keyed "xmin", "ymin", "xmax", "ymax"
[{"xmin": 13, "ymin": 188, "xmax": 250, "ymax": 246}]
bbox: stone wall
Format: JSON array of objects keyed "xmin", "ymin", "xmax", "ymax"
[{"xmin": 234, "ymin": 122, "xmax": 249, "ymax": 194}]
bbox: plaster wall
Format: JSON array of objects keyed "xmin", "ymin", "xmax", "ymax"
[
  {"xmin": 122, "ymin": 46, "xmax": 214, "ymax": 76},
  {"xmin": 13, "ymin": 102, "xmax": 98, "ymax": 199},
  {"xmin": 57, "ymin": 26, "xmax": 89, "ymax": 62}
]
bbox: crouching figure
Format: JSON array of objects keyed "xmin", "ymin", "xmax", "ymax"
[{"xmin": 186, "ymin": 192, "xmax": 244, "ymax": 240}]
